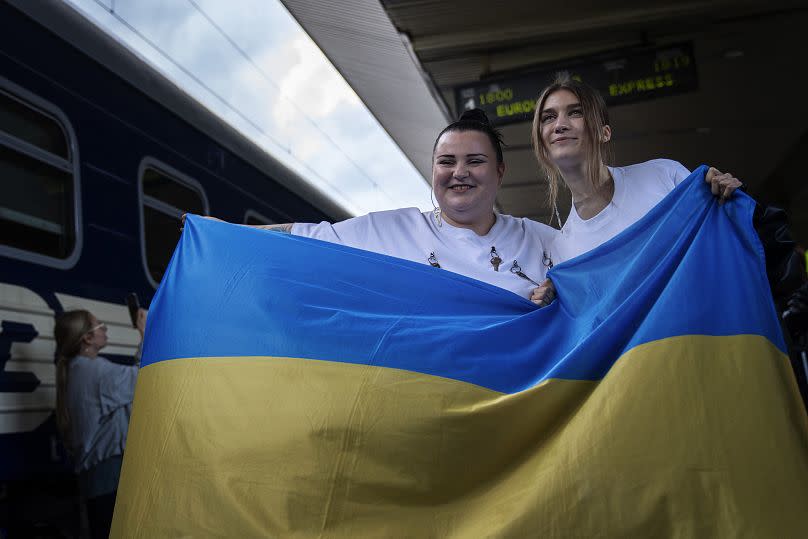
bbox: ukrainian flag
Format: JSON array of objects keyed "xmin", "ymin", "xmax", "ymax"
[{"xmin": 112, "ymin": 167, "xmax": 808, "ymax": 537}]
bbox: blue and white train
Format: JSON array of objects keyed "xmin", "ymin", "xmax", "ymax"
[{"xmin": 1, "ymin": 1, "xmax": 347, "ymax": 532}]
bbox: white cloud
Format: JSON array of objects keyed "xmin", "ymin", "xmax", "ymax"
[
  {"xmin": 278, "ymin": 37, "xmax": 361, "ymax": 119},
  {"xmin": 63, "ymin": 0, "xmax": 431, "ymax": 214}
]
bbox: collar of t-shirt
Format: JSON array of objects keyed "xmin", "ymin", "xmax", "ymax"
[
  {"xmin": 562, "ymin": 166, "xmax": 625, "ymax": 233},
  {"xmin": 430, "ymin": 211, "xmax": 510, "ymax": 245}
]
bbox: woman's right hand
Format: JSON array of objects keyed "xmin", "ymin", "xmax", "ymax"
[
  {"xmin": 180, "ymin": 213, "xmax": 223, "ymax": 231},
  {"xmin": 180, "ymin": 214, "xmax": 293, "ymax": 233}
]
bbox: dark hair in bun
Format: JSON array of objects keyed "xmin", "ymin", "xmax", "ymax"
[
  {"xmin": 458, "ymin": 108, "xmax": 489, "ymax": 123},
  {"xmin": 432, "ymin": 108, "xmax": 505, "ymax": 164}
]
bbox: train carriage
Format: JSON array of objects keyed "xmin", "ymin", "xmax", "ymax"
[{"xmin": 0, "ymin": 1, "xmax": 346, "ymax": 532}]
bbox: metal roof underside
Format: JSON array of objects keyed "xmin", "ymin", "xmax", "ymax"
[
  {"xmin": 279, "ymin": 0, "xmax": 451, "ymax": 186},
  {"xmin": 281, "ymin": 0, "xmax": 808, "ymax": 238}
]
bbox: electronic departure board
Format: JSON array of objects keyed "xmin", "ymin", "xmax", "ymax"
[{"xmin": 455, "ymin": 43, "xmax": 698, "ymax": 126}]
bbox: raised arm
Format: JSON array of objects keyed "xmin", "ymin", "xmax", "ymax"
[
  {"xmin": 180, "ymin": 213, "xmax": 294, "ymax": 233},
  {"xmin": 254, "ymin": 223, "xmax": 293, "ymax": 233}
]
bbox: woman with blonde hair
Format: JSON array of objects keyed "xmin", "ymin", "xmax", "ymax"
[
  {"xmin": 530, "ymin": 72, "xmax": 803, "ymax": 306},
  {"xmin": 531, "ymin": 72, "xmax": 741, "ymax": 262},
  {"xmin": 55, "ymin": 308, "xmax": 145, "ymax": 539}
]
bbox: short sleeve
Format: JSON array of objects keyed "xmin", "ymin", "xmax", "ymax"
[
  {"xmin": 292, "ymin": 214, "xmax": 376, "ymax": 249},
  {"xmin": 99, "ymin": 363, "xmax": 137, "ymax": 415},
  {"xmin": 667, "ymin": 160, "xmax": 691, "ymax": 186},
  {"xmin": 292, "ymin": 221, "xmax": 341, "ymax": 243}
]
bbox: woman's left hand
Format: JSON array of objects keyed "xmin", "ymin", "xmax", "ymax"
[
  {"xmin": 705, "ymin": 167, "xmax": 743, "ymax": 204},
  {"xmin": 531, "ymin": 279, "xmax": 556, "ymax": 307}
]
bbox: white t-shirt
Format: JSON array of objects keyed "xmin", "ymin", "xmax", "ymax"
[
  {"xmin": 552, "ymin": 159, "xmax": 690, "ymax": 263},
  {"xmin": 292, "ymin": 208, "xmax": 557, "ymax": 299}
]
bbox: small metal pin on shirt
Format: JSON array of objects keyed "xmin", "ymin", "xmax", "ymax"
[
  {"xmin": 490, "ymin": 246, "xmax": 502, "ymax": 271},
  {"xmin": 510, "ymin": 260, "xmax": 541, "ymax": 287}
]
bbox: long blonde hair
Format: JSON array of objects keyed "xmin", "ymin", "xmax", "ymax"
[
  {"xmin": 54, "ymin": 309, "xmax": 93, "ymax": 453},
  {"xmin": 531, "ymin": 72, "xmax": 613, "ymax": 216}
]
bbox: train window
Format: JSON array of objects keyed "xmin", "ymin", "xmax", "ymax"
[
  {"xmin": 139, "ymin": 158, "xmax": 208, "ymax": 286},
  {"xmin": 0, "ymin": 90, "xmax": 68, "ymax": 159},
  {"xmin": 143, "ymin": 169, "xmax": 205, "ymax": 215},
  {"xmin": 0, "ymin": 80, "xmax": 80, "ymax": 267},
  {"xmin": 0, "ymin": 147, "xmax": 74, "ymax": 258},
  {"xmin": 244, "ymin": 210, "xmax": 276, "ymax": 226}
]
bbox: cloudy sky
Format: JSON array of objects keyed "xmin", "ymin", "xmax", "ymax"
[{"xmin": 64, "ymin": 0, "xmax": 433, "ymax": 215}]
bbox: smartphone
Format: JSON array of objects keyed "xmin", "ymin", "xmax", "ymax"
[{"xmin": 126, "ymin": 292, "xmax": 140, "ymax": 328}]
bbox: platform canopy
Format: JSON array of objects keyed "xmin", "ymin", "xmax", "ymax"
[{"xmin": 281, "ymin": 0, "xmax": 808, "ymax": 231}]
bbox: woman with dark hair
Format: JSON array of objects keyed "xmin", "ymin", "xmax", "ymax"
[
  {"xmin": 197, "ymin": 109, "xmax": 559, "ymax": 305},
  {"xmin": 55, "ymin": 308, "xmax": 146, "ymax": 539},
  {"xmin": 531, "ymin": 72, "xmax": 741, "ymax": 262}
]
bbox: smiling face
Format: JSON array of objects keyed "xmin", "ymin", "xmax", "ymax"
[
  {"xmin": 432, "ymin": 129, "xmax": 505, "ymax": 232},
  {"xmin": 539, "ymin": 89, "xmax": 587, "ymax": 168},
  {"xmin": 538, "ymin": 88, "xmax": 611, "ymax": 171}
]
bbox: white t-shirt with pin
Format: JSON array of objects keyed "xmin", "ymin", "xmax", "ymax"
[{"xmin": 292, "ymin": 209, "xmax": 557, "ymax": 300}]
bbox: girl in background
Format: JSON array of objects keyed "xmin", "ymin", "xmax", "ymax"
[{"xmin": 55, "ymin": 308, "xmax": 145, "ymax": 539}]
